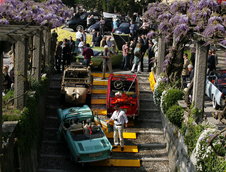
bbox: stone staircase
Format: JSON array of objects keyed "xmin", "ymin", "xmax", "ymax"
[{"xmin": 37, "ymin": 68, "xmax": 169, "ymax": 171}]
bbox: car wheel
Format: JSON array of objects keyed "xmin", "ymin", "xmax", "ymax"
[
  {"xmin": 60, "ymin": 93, "xmax": 65, "ymax": 104},
  {"xmin": 212, "ymin": 96, "xmax": 219, "ymax": 110},
  {"xmin": 86, "ymin": 94, "xmax": 91, "ymax": 107}
]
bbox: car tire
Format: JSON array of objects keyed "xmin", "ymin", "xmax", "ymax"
[
  {"xmin": 60, "ymin": 93, "xmax": 65, "ymax": 104},
  {"xmin": 213, "ymin": 96, "xmax": 219, "ymax": 110}
]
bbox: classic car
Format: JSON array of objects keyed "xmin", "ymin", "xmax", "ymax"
[
  {"xmin": 113, "ymin": 22, "xmax": 130, "ymax": 34},
  {"xmin": 206, "ymin": 70, "xmax": 226, "ymax": 109},
  {"xmin": 57, "ymin": 105, "xmax": 112, "ymax": 163},
  {"xmin": 87, "ymin": 18, "xmax": 113, "ymax": 33},
  {"xmin": 106, "ymin": 74, "xmax": 139, "ymax": 119},
  {"xmin": 67, "ymin": 12, "xmax": 100, "ymax": 31},
  {"xmin": 61, "ymin": 65, "xmax": 93, "ymax": 105}
]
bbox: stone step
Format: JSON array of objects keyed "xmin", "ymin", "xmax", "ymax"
[
  {"xmin": 138, "ymin": 81, "xmax": 150, "ymax": 84},
  {"xmin": 138, "ymin": 143, "xmax": 166, "ymax": 149},
  {"xmin": 38, "ymin": 169, "xmax": 71, "ymax": 172},
  {"xmin": 125, "ymin": 129, "xmax": 163, "ymax": 135},
  {"xmin": 91, "ymin": 94, "xmax": 106, "ymax": 99},
  {"xmin": 137, "ymin": 119, "xmax": 162, "ymax": 123},
  {"xmin": 140, "ymin": 108, "xmax": 159, "ymax": 112},
  {"xmin": 92, "ymin": 85, "xmax": 107, "ymax": 89}
]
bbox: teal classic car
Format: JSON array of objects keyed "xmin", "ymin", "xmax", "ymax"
[{"xmin": 57, "ymin": 105, "xmax": 112, "ymax": 163}]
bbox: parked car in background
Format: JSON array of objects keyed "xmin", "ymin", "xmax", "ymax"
[
  {"xmin": 57, "ymin": 105, "xmax": 112, "ymax": 163},
  {"xmin": 113, "ymin": 22, "xmax": 130, "ymax": 34},
  {"xmin": 61, "ymin": 65, "xmax": 93, "ymax": 105},
  {"xmin": 87, "ymin": 18, "xmax": 113, "ymax": 33},
  {"xmin": 106, "ymin": 74, "xmax": 139, "ymax": 119},
  {"xmin": 67, "ymin": 12, "xmax": 100, "ymax": 31},
  {"xmin": 206, "ymin": 70, "xmax": 226, "ymax": 109}
]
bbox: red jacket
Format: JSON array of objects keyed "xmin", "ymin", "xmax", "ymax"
[{"xmin": 82, "ymin": 47, "xmax": 94, "ymax": 59}]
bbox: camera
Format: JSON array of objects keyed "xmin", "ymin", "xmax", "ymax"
[{"xmin": 114, "ymin": 119, "xmax": 119, "ymax": 122}]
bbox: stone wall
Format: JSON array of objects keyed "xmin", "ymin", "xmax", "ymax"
[{"xmin": 160, "ymin": 112, "xmax": 196, "ymax": 172}]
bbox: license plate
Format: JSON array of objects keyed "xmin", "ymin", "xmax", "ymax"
[{"xmin": 89, "ymin": 152, "xmax": 102, "ymax": 157}]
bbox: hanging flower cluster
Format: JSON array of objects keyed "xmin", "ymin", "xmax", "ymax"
[
  {"xmin": 0, "ymin": 0, "xmax": 73, "ymax": 28},
  {"xmin": 143, "ymin": 0, "xmax": 225, "ymax": 44}
]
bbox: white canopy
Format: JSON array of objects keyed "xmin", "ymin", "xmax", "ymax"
[{"xmin": 103, "ymin": 12, "xmax": 120, "ymax": 18}]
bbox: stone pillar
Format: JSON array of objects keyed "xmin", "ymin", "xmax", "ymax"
[
  {"xmin": 14, "ymin": 38, "xmax": 28, "ymax": 109},
  {"xmin": 0, "ymin": 41, "xmax": 3, "ymax": 172},
  {"xmin": 192, "ymin": 41, "xmax": 209, "ymax": 112},
  {"xmin": 44, "ymin": 28, "xmax": 51, "ymax": 70},
  {"xmin": 156, "ymin": 36, "xmax": 165, "ymax": 76},
  {"xmin": 32, "ymin": 31, "xmax": 41, "ymax": 82}
]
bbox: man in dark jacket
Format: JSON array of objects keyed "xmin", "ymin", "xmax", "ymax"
[
  {"xmin": 82, "ymin": 44, "xmax": 94, "ymax": 67},
  {"xmin": 207, "ymin": 50, "xmax": 216, "ymax": 75},
  {"xmin": 140, "ymin": 34, "xmax": 148, "ymax": 72}
]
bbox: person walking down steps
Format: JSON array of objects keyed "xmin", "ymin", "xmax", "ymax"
[{"xmin": 107, "ymin": 104, "xmax": 128, "ymax": 151}]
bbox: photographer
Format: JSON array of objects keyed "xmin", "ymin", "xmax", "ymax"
[{"xmin": 107, "ymin": 104, "xmax": 128, "ymax": 151}]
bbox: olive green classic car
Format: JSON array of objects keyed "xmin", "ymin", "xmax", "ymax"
[{"xmin": 75, "ymin": 47, "xmax": 123, "ymax": 69}]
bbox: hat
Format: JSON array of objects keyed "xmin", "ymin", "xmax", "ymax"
[
  {"xmin": 104, "ymin": 45, "xmax": 109, "ymax": 49},
  {"xmin": 188, "ymin": 64, "xmax": 193, "ymax": 69}
]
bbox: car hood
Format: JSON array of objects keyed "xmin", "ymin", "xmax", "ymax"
[
  {"xmin": 65, "ymin": 87, "xmax": 87, "ymax": 96},
  {"xmin": 75, "ymin": 138, "xmax": 111, "ymax": 154}
]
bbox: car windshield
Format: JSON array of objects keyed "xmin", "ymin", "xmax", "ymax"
[
  {"xmin": 111, "ymin": 80, "xmax": 136, "ymax": 92},
  {"xmin": 70, "ymin": 125, "xmax": 105, "ymax": 141},
  {"xmin": 80, "ymin": 13, "xmax": 88, "ymax": 20},
  {"xmin": 65, "ymin": 71, "xmax": 88, "ymax": 78},
  {"xmin": 119, "ymin": 23, "xmax": 130, "ymax": 28}
]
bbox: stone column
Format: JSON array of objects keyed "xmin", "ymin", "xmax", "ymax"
[
  {"xmin": 192, "ymin": 41, "xmax": 209, "ymax": 112},
  {"xmin": 44, "ymin": 27, "xmax": 51, "ymax": 70},
  {"xmin": 14, "ymin": 38, "xmax": 28, "ymax": 109},
  {"xmin": 32, "ymin": 31, "xmax": 41, "ymax": 82},
  {"xmin": 0, "ymin": 42, "xmax": 3, "ymax": 172},
  {"xmin": 156, "ymin": 36, "xmax": 165, "ymax": 76}
]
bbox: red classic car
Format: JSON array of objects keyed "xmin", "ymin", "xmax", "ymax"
[{"xmin": 106, "ymin": 74, "xmax": 139, "ymax": 119}]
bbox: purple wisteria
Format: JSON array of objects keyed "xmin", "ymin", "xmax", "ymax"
[
  {"xmin": 0, "ymin": 0, "xmax": 73, "ymax": 28},
  {"xmin": 143, "ymin": 0, "xmax": 225, "ymax": 43}
]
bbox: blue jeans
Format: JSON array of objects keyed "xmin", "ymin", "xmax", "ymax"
[
  {"xmin": 121, "ymin": 55, "xmax": 129, "ymax": 70},
  {"xmin": 83, "ymin": 59, "xmax": 90, "ymax": 67}
]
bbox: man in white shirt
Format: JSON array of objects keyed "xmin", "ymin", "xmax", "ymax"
[
  {"xmin": 76, "ymin": 28, "xmax": 83, "ymax": 41},
  {"xmin": 107, "ymin": 104, "xmax": 128, "ymax": 151}
]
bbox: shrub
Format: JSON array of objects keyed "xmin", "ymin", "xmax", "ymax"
[
  {"xmin": 2, "ymin": 90, "xmax": 14, "ymax": 104},
  {"xmin": 153, "ymin": 77, "xmax": 169, "ymax": 106},
  {"xmin": 166, "ymin": 105, "xmax": 184, "ymax": 128},
  {"xmin": 192, "ymin": 128, "xmax": 226, "ymax": 172},
  {"xmin": 181, "ymin": 117, "xmax": 205, "ymax": 155},
  {"xmin": 161, "ymin": 88, "xmax": 184, "ymax": 114},
  {"xmin": 191, "ymin": 107, "xmax": 203, "ymax": 122}
]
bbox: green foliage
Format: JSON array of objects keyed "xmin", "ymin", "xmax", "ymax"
[
  {"xmin": 3, "ymin": 109, "xmax": 21, "ymax": 121},
  {"xmin": 153, "ymin": 79, "xmax": 169, "ymax": 106},
  {"xmin": 161, "ymin": 88, "xmax": 184, "ymax": 114},
  {"xmin": 17, "ymin": 77, "xmax": 48, "ymax": 151},
  {"xmin": 2, "ymin": 90, "xmax": 14, "ymax": 104},
  {"xmin": 191, "ymin": 107, "xmax": 203, "ymax": 122},
  {"xmin": 181, "ymin": 117, "xmax": 205, "ymax": 155},
  {"xmin": 166, "ymin": 105, "xmax": 184, "ymax": 128}
]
